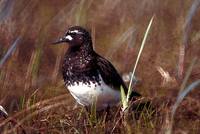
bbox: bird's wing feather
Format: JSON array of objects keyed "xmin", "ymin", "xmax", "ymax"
[
  {"xmin": 96, "ymin": 54, "xmax": 141, "ymax": 97},
  {"xmin": 96, "ymin": 55, "xmax": 128, "ymax": 91}
]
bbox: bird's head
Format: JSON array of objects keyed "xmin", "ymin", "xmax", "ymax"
[{"xmin": 53, "ymin": 26, "xmax": 92, "ymax": 49}]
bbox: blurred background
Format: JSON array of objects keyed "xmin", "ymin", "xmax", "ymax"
[{"xmin": 0, "ymin": 0, "xmax": 200, "ymax": 132}]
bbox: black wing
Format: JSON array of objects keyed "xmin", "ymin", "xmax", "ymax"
[{"xmin": 96, "ymin": 54, "xmax": 140, "ymax": 97}]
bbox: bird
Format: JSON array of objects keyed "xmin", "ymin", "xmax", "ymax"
[{"xmin": 53, "ymin": 26, "xmax": 141, "ymax": 111}]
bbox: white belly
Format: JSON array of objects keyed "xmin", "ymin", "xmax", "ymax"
[{"xmin": 67, "ymin": 77, "xmax": 120, "ymax": 110}]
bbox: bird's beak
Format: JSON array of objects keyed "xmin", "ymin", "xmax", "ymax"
[{"xmin": 52, "ymin": 35, "xmax": 73, "ymax": 44}]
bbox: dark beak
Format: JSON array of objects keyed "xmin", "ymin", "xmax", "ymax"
[
  {"xmin": 52, "ymin": 37, "xmax": 66, "ymax": 44},
  {"xmin": 52, "ymin": 33, "xmax": 73, "ymax": 44}
]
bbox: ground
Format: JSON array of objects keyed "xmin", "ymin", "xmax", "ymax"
[{"xmin": 0, "ymin": 0, "xmax": 200, "ymax": 133}]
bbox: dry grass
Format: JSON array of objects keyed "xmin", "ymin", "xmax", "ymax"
[{"xmin": 0, "ymin": 0, "xmax": 200, "ymax": 133}]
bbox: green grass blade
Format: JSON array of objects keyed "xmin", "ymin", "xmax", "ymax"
[
  {"xmin": 89, "ymin": 98, "xmax": 97, "ymax": 124},
  {"xmin": 120, "ymin": 85, "xmax": 128, "ymax": 111},
  {"xmin": 127, "ymin": 15, "xmax": 154, "ymax": 101}
]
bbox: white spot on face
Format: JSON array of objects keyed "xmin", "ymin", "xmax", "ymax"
[
  {"xmin": 70, "ymin": 30, "xmax": 79, "ymax": 33},
  {"xmin": 67, "ymin": 75, "xmax": 120, "ymax": 110},
  {"xmin": 69, "ymin": 30, "xmax": 83, "ymax": 34},
  {"xmin": 65, "ymin": 35, "xmax": 73, "ymax": 41}
]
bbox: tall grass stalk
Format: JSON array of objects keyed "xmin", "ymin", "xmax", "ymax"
[
  {"xmin": 107, "ymin": 26, "xmax": 136, "ymax": 59},
  {"xmin": 24, "ymin": 51, "xmax": 37, "ymax": 90},
  {"xmin": 74, "ymin": 0, "xmax": 93, "ymax": 26},
  {"xmin": 120, "ymin": 86, "xmax": 128, "ymax": 111},
  {"xmin": 89, "ymin": 98, "xmax": 97, "ymax": 125},
  {"xmin": 0, "ymin": 0, "xmax": 14, "ymax": 21},
  {"xmin": 51, "ymin": 46, "xmax": 64, "ymax": 83},
  {"xmin": 0, "ymin": 37, "xmax": 21, "ymax": 69},
  {"xmin": 126, "ymin": 15, "xmax": 154, "ymax": 101},
  {"xmin": 179, "ymin": 57, "xmax": 197, "ymax": 93},
  {"xmin": 166, "ymin": 57, "xmax": 198, "ymax": 134},
  {"xmin": 165, "ymin": 80, "xmax": 200, "ymax": 134},
  {"xmin": 178, "ymin": 0, "xmax": 200, "ymax": 79}
]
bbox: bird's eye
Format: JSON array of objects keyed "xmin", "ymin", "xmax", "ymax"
[{"xmin": 70, "ymin": 33, "xmax": 76, "ymax": 35}]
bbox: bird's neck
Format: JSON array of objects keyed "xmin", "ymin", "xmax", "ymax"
[{"xmin": 67, "ymin": 42, "xmax": 94, "ymax": 58}]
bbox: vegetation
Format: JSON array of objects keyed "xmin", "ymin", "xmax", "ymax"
[{"xmin": 0, "ymin": 0, "xmax": 200, "ymax": 133}]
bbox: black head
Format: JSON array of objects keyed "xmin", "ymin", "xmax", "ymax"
[{"xmin": 53, "ymin": 26, "xmax": 92, "ymax": 48}]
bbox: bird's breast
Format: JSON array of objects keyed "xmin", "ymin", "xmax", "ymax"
[
  {"xmin": 62, "ymin": 55, "xmax": 100, "ymax": 86},
  {"xmin": 66, "ymin": 75, "xmax": 121, "ymax": 110}
]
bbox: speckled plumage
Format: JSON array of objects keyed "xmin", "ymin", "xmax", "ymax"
[{"xmin": 53, "ymin": 26, "xmax": 140, "ymax": 110}]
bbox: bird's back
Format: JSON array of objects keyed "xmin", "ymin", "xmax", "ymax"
[{"xmin": 53, "ymin": 26, "xmax": 140, "ymax": 110}]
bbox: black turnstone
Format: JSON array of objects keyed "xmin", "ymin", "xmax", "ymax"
[{"xmin": 53, "ymin": 26, "xmax": 140, "ymax": 110}]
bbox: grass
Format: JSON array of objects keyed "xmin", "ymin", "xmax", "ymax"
[
  {"xmin": 0, "ymin": 0, "xmax": 200, "ymax": 133},
  {"xmin": 127, "ymin": 15, "xmax": 154, "ymax": 102}
]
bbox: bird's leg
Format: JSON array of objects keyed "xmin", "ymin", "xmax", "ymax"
[
  {"xmin": 84, "ymin": 106, "xmax": 89, "ymax": 112},
  {"xmin": 102, "ymin": 105, "xmax": 111, "ymax": 121},
  {"xmin": 106, "ymin": 105, "xmax": 110, "ymax": 114}
]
